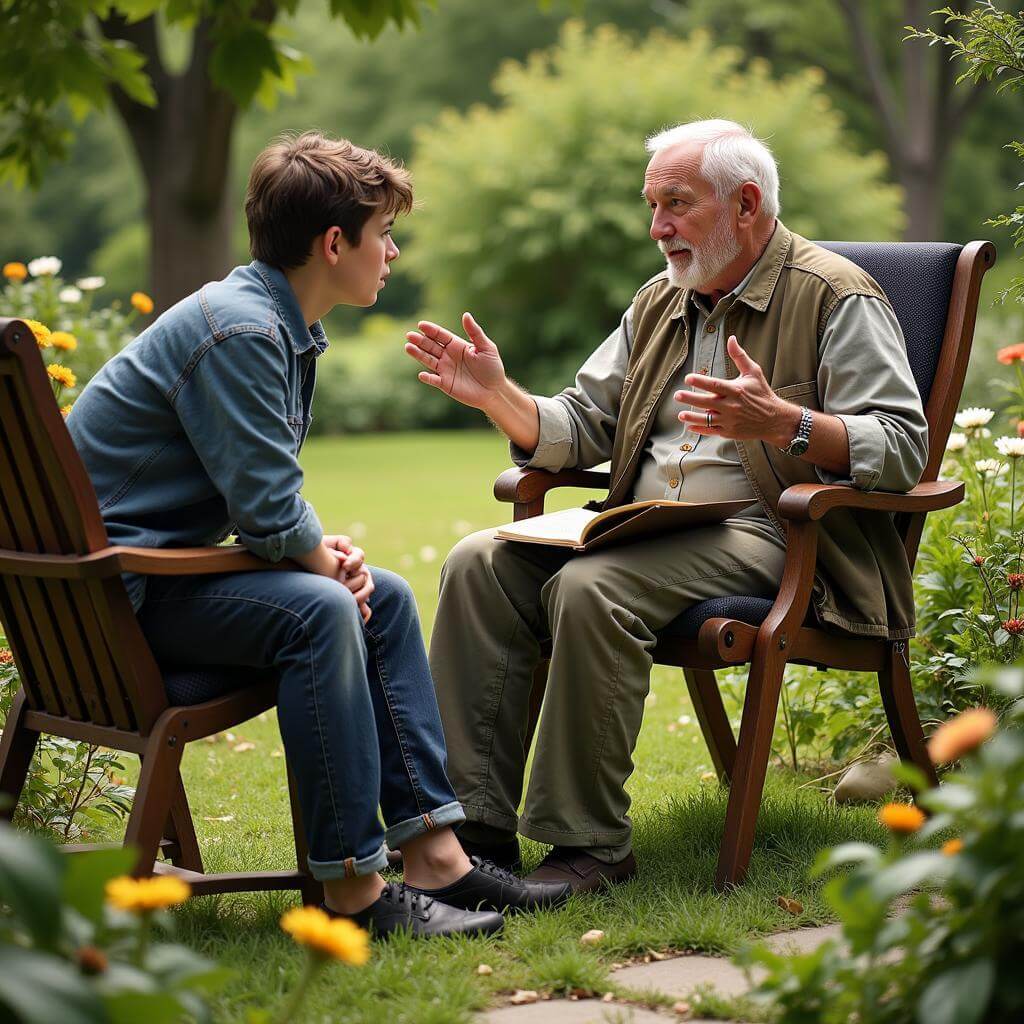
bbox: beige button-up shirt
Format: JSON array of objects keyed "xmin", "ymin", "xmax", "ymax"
[{"xmin": 514, "ymin": 259, "xmax": 928, "ymax": 510}]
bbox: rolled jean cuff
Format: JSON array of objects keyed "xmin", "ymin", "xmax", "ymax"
[
  {"xmin": 307, "ymin": 842, "xmax": 389, "ymax": 881},
  {"xmin": 384, "ymin": 800, "xmax": 466, "ymax": 850}
]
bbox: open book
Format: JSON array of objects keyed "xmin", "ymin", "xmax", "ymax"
[{"xmin": 495, "ymin": 498, "xmax": 756, "ymax": 552}]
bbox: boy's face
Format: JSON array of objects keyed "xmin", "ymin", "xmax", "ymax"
[{"xmin": 330, "ymin": 208, "xmax": 400, "ymax": 307}]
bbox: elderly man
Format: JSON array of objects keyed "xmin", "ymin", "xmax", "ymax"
[{"xmin": 404, "ymin": 119, "xmax": 928, "ymax": 891}]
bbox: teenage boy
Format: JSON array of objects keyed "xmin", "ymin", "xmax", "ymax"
[{"xmin": 67, "ymin": 131, "xmax": 570, "ymax": 937}]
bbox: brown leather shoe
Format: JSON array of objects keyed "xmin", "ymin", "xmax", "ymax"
[{"xmin": 525, "ymin": 847, "xmax": 637, "ymax": 893}]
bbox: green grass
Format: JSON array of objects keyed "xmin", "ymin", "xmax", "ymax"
[{"xmin": 127, "ymin": 432, "xmax": 882, "ymax": 1022}]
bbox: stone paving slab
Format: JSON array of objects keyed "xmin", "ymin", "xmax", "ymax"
[
  {"xmin": 611, "ymin": 953, "xmax": 753, "ymax": 999},
  {"xmin": 764, "ymin": 924, "xmax": 843, "ymax": 955},
  {"xmin": 481, "ymin": 1001, "xmax": 714, "ymax": 1023}
]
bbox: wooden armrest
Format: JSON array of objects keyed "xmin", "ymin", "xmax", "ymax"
[
  {"xmin": 777, "ymin": 479, "xmax": 964, "ymax": 522},
  {"xmin": 493, "ymin": 467, "xmax": 612, "ymax": 504},
  {"xmin": 0, "ymin": 544, "xmax": 296, "ymax": 580}
]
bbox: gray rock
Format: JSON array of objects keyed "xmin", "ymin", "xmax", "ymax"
[{"xmin": 833, "ymin": 754, "xmax": 898, "ymax": 804}]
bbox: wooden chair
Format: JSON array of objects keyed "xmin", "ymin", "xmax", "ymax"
[
  {"xmin": 0, "ymin": 316, "xmax": 321, "ymax": 904},
  {"xmin": 493, "ymin": 240, "xmax": 996, "ymax": 889}
]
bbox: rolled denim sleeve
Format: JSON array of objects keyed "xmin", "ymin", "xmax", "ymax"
[
  {"xmin": 172, "ymin": 329, "xmax": 323, "ymax": 562},
  {"xmin": 511, "ymin": 306, "xmax": 633, "ymax": 471},
  {"xmin": 815, "ymin": 295, "xmax": 929, "ymax": 492}
]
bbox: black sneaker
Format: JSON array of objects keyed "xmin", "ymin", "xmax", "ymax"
[
  {"xmin": 407, "ymin": 856, "xmax": 571, "ymax": 914},
  {"xmin": 323, "ymin": 881, "xmax": 504, "ymax": 939},
  {"xmin": 458, "ymin": 835, "xmax": 522, "ymax": 873}
]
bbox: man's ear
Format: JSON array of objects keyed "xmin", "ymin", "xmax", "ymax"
[{"xmin": 736, "ymin": 182, "xmax": 762, "ymax": 229}]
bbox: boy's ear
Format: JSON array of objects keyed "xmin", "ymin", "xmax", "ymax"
[{"xmin": 321, "ymin": 226, "xmax": 344, "ymax": 266}]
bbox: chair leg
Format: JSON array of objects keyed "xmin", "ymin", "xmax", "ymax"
[
  {"xmin": 878, "ymin": 640, "xmax": 939, "ymax": 789},
  {"xmin": 161, "ymin": 772, "xmax": 204, "ymax": 872},
  {"xmin": 125, "ymin": 730, "xmax": 185, "ymax": 878},
  {"xmin": 715, "ymin": 651, "xmax": 787, "ymax": 889},
  {"xmin": 0, "ymin": 689, "xmax": 38, "ymax": 821},
  {"xmin": 523, "ymin": 659, "xmax": 550, "ymax": 759},
  {"xmin": 287, "ymin": 766, "xmax": 322, "ymax": 906},
  {"xmin": 682, "ymin": 669, "xmax": 736, "ymax": 783}
]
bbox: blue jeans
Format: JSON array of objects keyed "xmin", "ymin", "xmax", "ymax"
[{"xmin": 137, "ymin": 566, "xmax": 464, "ymax": 880}]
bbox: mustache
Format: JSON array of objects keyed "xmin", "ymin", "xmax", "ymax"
[{"xmin": 659, "ymin": 239, "xmax": 692, "ymax": 255}]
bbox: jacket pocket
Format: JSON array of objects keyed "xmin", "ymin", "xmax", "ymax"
[{"xmin": 775, "ymin": 379, "xmax": 820, "ymax": 411}]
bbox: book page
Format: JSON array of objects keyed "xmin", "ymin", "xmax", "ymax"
[{"xmin": 496, "ymin": 507, "xmax": 601, "ymax": 545}]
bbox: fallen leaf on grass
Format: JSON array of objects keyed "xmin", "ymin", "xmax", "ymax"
[
  {"xmin": 647, "ymin": 949, "xmax": 667, "ymax": 961},
  {"xmin": 700, "ymin": 771, "xmax": 717, "ymax": 782},
  {"xmin": 476, "ymin": 964, "xmax": 493, "ymax": 976},
  {"xmin": 580, "ymin": 929, "xmax": 605, "ymax": 945},
  {"xmin": 777, "ymin": 895, "xmax": 804, "ymax": 915},
  {"xmin": 202, "ymin": 815, "xmax": 234, "ymax": 823},
  {"xmin": 270, "ymin": 749, "xmax": 283, "ymax": 758},
  {"xmin": 672, "ymin": 1000, "xmax": 691, "ymax": 1016},
  {"xmin": 602, "ymin": 992, "xmax": 614, "ymax": 1003},
  {"xmin": 509, "ymin": 990, "xmax": 538, "ymax": 1005},
  {"xmin": 233, "ymin": 741, "xmax": 256, "ymax": 753}
]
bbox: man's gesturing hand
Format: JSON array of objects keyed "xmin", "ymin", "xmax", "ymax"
[
  {"xmin": 405, "ymin": 313, "xmax": 506, "ymax": 410},
  {"xmin": 674, "ymin": 335, "xmax": 801, "ymax": 447}
]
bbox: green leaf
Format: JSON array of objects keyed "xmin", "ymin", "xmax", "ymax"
[
  {"xmin": 62, "ymin": 847, "xmax": 137, "ymax": 925},
  {"xmin": 812, "ymin": 842, "xmax": 881, "ymax": 877},
  {"xmin": 0, "ymin": 944, "xmax": 104, "ymax": 1024},
  {"xmin": 871, "ymin": 851, "xmax": 948, "ymax": 901},
  {"xmin": 916, "ymin": 959, "xmax": 995, "ymax": 1024},
  {"xmin": 209, "ymin": 24, "xmax": 279, "ymax": 106},
  {"xmin": 0, "ymin": 822, "xmax": 64, "ymax": 949}
]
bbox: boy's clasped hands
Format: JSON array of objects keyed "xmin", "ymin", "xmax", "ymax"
[{"xmin": 324, "ymin": 534, "xmax": 375, "ymax": 623}]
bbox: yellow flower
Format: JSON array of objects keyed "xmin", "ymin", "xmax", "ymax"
[
  {"xmin": 50, "ymin": 331, "xmax": 78, "ymax": 352},
  {"xmin": 878, "ymin": 802, "xmax": 925, "ymax": 835},
  {"xmin": 47, "ymin": 364, "xmax": 76, "ymax": 389},
  {"xmin": 928, "ymin": 707, "xmax": 998, "ymax": 765},
  {"xmin": 105, "ymin": 875, "xmax": 191, "ymax": 912},
  {"xmin": 131, "ymin": 291, "xmax": 154, "ymax": 315},
  {"xmin": 24, "ymin": 319, "xmax": 51, "ymax": 348},
  {"xmin": 941, "ymin": 838, "xmax": 964, "ymax": 857},
  {"xmin": 61, "ymin": 404, "xmax": 73, "ymax": 418},
  {"xmin": 3, "ymin": 262, "xmax": 27, "ymax": 281},
  {"xmin": 280, "ymin": 906, "xmax": 371, "ymax": 965}
]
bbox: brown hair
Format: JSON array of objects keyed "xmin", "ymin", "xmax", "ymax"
[{"xmin": 245, "ymin": 131, "xmax": 414, "ymax": 269}]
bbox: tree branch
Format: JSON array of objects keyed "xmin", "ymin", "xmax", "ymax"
[{"xmin": 835, "ymin": 0, "xmax": 903, "ymax": 163}]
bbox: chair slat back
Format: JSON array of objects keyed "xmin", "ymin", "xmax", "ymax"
[
  {"xmin": 818, "ymin": 241, "xmax": 996, "ymax": 566},
  {"xmin": 0, "ymin": 318, "xmax": 166, "ymax": 732}
]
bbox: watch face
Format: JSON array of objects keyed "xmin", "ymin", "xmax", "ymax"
[{"xmin": 789, "ymin": 438, "xmax": 810, "ymax": 457}]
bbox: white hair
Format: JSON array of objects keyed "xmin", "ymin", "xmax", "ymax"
[{"xmin": 645, "ymin": 119, "xmax": 780, "ymax": 220}]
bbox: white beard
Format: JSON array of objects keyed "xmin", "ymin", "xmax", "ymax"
[{"xmin": 661, "ymin": 212, "xmax": 741, "ymax": 291}]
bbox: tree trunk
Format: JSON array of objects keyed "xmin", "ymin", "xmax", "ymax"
[{"xmin": 100, "ymin": 13, "xmax": 246, "ymax": 314}]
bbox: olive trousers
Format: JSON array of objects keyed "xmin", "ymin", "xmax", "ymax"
[{"xmin": 429, "ymin": 516, "xmax": 787, "ymax": 862}]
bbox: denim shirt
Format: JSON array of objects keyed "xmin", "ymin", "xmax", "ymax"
[{"xmin": 67, "ymin": 261, "xmax": 328, "ymax": 611}]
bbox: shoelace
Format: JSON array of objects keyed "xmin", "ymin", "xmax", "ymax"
[
  {"xmin": 384, "ymin": 881, "xmax": 434, "ymax": 914},
  {"xmin": 472, "ymin": 857, "xmax": 521, "ymax": 886}
]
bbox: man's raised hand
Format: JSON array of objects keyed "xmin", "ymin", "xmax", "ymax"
[{"xmin": 405, "ymin": 313, "xmax": 506, "ymax": 410}]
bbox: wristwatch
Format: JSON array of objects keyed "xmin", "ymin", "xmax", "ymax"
[{"xmin": 779, "ymin": 406, "xmax": 812, "ymax": 457}]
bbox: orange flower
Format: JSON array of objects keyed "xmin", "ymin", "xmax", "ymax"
[
  {"xmin": 131, "ymin": 291, "xmax": 154, "ymax": 315},
  {"xmin": 61, "ymin": 404, "xmax": 73, "ymax": 418},
  {"xmin": 46, "ymin": 364, "xmax": 76, "ymax": 389},
  {"xmin": 1018, "ymin": 420, "xmax": 1024, "ymax": 439},
  {"xmin": 941, "ymin": 838, "xmax": 964, "ymax": 856},
  {"xmin": 50, "ymin": 331, "xmax": 77, "ymax": 351},
  {"xmin": 997, "ymin": 342, "xmax": 1024, "ymax": 364},
  {"xmin": 3, "ymin": 262, "xmax": 27, "ymax": 281},
  {"xmin": 0, "ymin": 648, "xmax": 14, "ymax": 666},
  {"xmin": 24, "ymin": 319, "xmax": 51, "ymax": 348},
  {"xmin": 878, "ymin": 802, "xmax": 925, "ymax": 834},
  {"xmin": 928, "ymin": 707, "xmax": 998, "ymax": 765}
]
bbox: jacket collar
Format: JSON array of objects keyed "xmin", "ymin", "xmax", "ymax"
[
  {"xmin": 669, "ymin": 220, "xmax": 792, "ymax": 320},
  {"xmin": 251, "ymin": 260, "xmax": 329, "ymax": 356}
]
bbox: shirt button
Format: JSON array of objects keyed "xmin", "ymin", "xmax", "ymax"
[
  {"xmin": 705, "ymin": 323, "xmax": 715, "ymax": 333},
  {"xmin": 669, "ymin": 477, "xmax": 680, "ymax": 488},
  {"xmin": 680, "ymin": 443, "xmax": 692, "ymax": 452},
  {"xmin": 700, "ymin": 366, "xmax": 709, "ymax": 375}
]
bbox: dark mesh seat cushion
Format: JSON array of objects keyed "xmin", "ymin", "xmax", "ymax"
[
  {"xmin": 162, "ymin": 665, "xmax": 275, "ymax": 705},
  {"xmin": 660, "ymin": 596, "xmax": 774, "ymax": 639},
  {"xmin": 659, "ymin": 241, "xmax": 960, "ymax": 644}
]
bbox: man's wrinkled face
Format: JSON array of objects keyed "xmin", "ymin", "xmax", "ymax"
[{"xmin": 643, "ymin": 141, "xmax": 740, "ymax": 291}]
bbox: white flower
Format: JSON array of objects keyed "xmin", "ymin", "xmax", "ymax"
[
  {"xmin": 58, "ymin": 286, "xmax": 82, "ymax": 304},
  {"xmin": 975, "ymin": 458, "xmax": 1008, "ymax": 476},
  {"xmin": 946, "ymin": 432, "xmax": 968, "ymax": 452},
  {"xmin": 996, "ymin": 436, "xmax": 1024, "ymax": 458},
  {"xmin": 28, "ymin": 256, "xmax": 62, "ymax": 277},
  {"xmin": 955, "ymin": 407, "xmax": 995, "ymax": 430},
  {"xmin": 76, "ymin": 276, "xmax": 105, "ymax": 291},
  {"xmin": 419, "ymin": 545, "xmax": 437, "ymax": 563}
]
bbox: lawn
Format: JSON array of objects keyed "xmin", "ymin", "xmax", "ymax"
[{"xmin": 135, "ymin": 432, "xmax": 882, "ymax": 1022}]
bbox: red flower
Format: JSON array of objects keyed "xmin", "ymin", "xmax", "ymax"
[
  {"xmin": 1008, "ymin": 573, "xmax": 1024, "ymax": 591},
  {"xmin": 973, "ymin": 555, "xmax": 986, "ymax": 566},
  {"xmin": 998, "ymin": 343, "xmax": 1024, "ymax": 364},
  {"xmin": 1003, "ymin": 618, "xmax": 1024, "ymax": 635},
  {"xmin": 1018, "ymin": 420, "xmax": 1024, "ymax": 439}
]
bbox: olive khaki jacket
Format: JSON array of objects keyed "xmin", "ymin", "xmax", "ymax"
[{"xmin": 603, "ymin": 223, "xmax": 926, "ymax": 639}]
